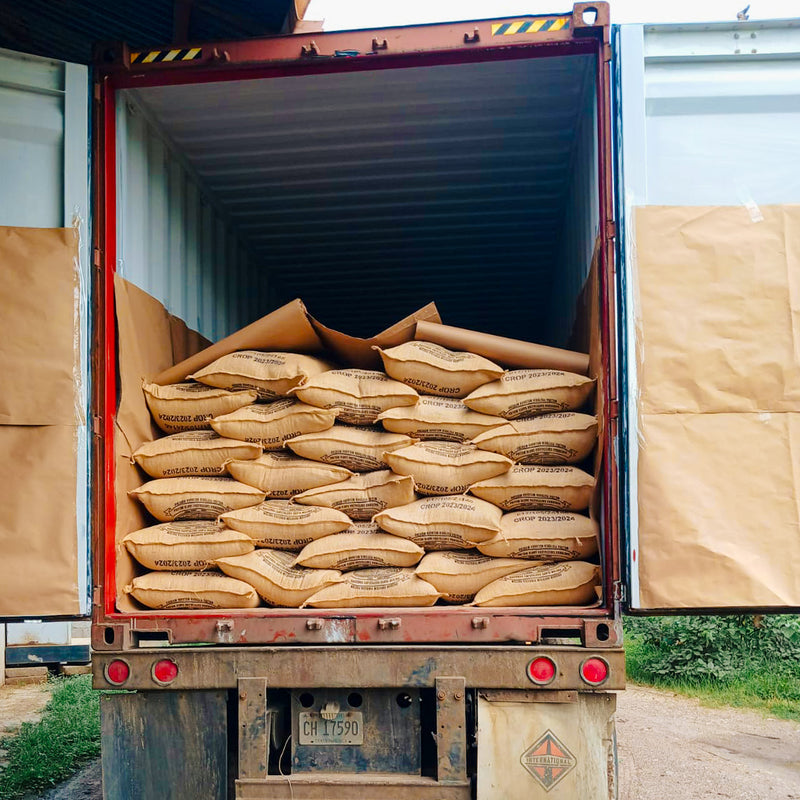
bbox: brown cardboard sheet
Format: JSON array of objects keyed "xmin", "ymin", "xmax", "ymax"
[
  {"xmin": 0, "ymin": 227, "xmax": 80, "ymax": 425},
  {"xmin": 634, "ymin": 205, "xmax": 800, "ymax": 608},
  {"xmin": 416, "ymin": 320, "xmax": 590, "ymax": 375}
]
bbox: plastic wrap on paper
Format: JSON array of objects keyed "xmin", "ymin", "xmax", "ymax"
[{"xmin": 632, "ymin": 205, "xmax": 800, "ymax": 608}]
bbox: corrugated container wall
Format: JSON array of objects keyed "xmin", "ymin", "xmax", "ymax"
[{"xmin": 115, "ymin": 90, "xmax": 265, "ymax": 341}]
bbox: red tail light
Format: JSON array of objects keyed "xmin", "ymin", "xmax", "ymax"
[
  {"xmin": 105, "ymin": 659, "xmax": 130, "ymax": 686},
  {"xmin": 527, "ymin": 657, "xmax": 557, "ymax": 685},
  {"xmin": 580, "ymin": 657, "xmax": 609, "ymax": 685},
  {"xmin": 152, "ymin": 658, "xmax": 179, "ymax": 685}
]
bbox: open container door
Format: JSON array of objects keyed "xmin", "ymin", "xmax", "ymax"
[
  {"xmin": 0, "ymin": 47, "xmax": 91, "ymax": 622},
  {"xmin": 614, "ymin": 19, "xmax": 800, "ymax": 611}
]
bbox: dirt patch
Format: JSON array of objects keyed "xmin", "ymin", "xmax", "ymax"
[
  {"xmin": 0, "ymin": 683, "xmax": 51, "ymax": 737},
  {"xmin": 38, "ymin": 758, "xmax": 102, "ymax": 800},
  {"xmin": 617, "ymin": 684, "xmax": 800, "ymax": 800}
]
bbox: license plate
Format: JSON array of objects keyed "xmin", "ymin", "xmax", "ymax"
[{"xmin": 298, "ymin": 711, "xmax": 364, "ymax": 745}]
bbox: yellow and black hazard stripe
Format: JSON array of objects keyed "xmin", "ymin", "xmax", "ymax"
[
  {"xmin": 130, "ymin": 47, "xmax": 203, "ymax": 65},
  {"xmin": 491, "ymin": 18, "xmax": 569, "ymax": 36}
]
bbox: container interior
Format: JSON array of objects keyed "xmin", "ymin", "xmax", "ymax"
[{"xmin": 110, "ymin": 46, "xmax": 606, "ymax": 619}]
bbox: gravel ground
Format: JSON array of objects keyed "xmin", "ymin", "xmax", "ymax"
[{"xmin": 617, "ymin": 685, "xmax": 800, "ymax": 800}]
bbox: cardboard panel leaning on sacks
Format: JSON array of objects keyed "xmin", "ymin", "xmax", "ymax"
[
  {"xmin": 215, "ymin": 549, "xmax": 342, "ymax": 607},
  {"xmin": 225, "ymin": 451, "xmax": 352, "ymax": 497},
  {"xmin": 469, "ymin": 465, "xmax": 595, "ymax": 512},
  {"xmin": 210, "ymin": 398, "xmax": 338, "ymax": 449},
  {"xmin": 471, "ymin": 412, "xmax": 598, "ymax": 465},
  {"xmin": 375, "ymin": 341, "xmax": 504, "ymax": 398},
  {"xmin": 188, "ymin": 351, "xmax": 332, "ymax": 401},
  {"xmin": 416, "ymin": 551, "xmax": 544, "ymax": 603},
  {"xmin": 132, "ymin": 431, "xmax": 262, "ymax": 478},
  {"xmin": 376, "ymin": 397, "xmax": 504, "ymax": 443},
  {"xmin": 129, "ymin": 476, "xmax": 266, "ymax": 521},
  {"xmin": 294, "ymin": 471, "xmax": 416, "ymax": 521},
  {"xmin": 295, "ymin": 522, "xmax": 424, "ymax": 570},
  {"xmin": 471, "ymin": 561, "xmax": 600, "ymax": 607},
  {"xmin": 125, "ymin": 570, "xmax": 260, "ymax": 610},
  {"xmin": 143, "ymin": 382, "xmax": 258, "ymax": 434},
  {"xmin": 292, "ymin": 368, "xmax": 419, "ymax": 426},
  {"xmin": 122, "ymin": 520, "xmax": 254, "ymax": 570},
  {"xmin": 383, "ymin": 441, "xmax": 512, "ymax": 496},
  {"xmin": 464, "ymin": 369, "xmax": 595, "ymax": 419},
  {"xmin": 302, "ymin": 567, "xmax": 441, "ymax": 608},
  {"xmin": 373, "ymin": 495, "xmax": 503, "ymax": 550},
  {"xmin": 287, "ymin": 425, "xmax": 416, "ymax": 472},
  {"xmin": 479, "ymin": 511, "xmax": 599, "ymax": 561},
  {"xmin": 220, "ymin": 501, "xmax": 351, "ymax": 550}
]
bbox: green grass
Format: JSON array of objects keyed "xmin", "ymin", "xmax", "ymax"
[
  {"xmin": 625, "ymin": 615, "xmax": 800, "ymax": 722},
  {"xmin": 0, "ymin": 675, "xmax": 100, "ymax": 800}
]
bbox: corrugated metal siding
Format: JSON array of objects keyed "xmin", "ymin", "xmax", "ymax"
[
  {"xmin": 131, "ymin": 54, "xmax": 598, "ymax": 345},
  {"xmin": 116, "ymin": 91, "xmax": 260, "ymax": 340}
]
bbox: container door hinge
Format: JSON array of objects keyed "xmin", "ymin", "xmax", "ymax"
[
  {"xmin": 613, "ymin": 581, "xmax": 625, "ymax": 603},
  {"xmin": 92, "ymin": 415, "xmax": 103, "ymax": 437},
  {"xmin": 606, "ymin": 220, "xmax": 617, "ymax": 239},
  {"xmin": 608, "ymin": 398, "xmax": 619, "ymax": 420},
  {"xmin": 93, "ymin": 248, "xmax": 103, "ymax": 269},
  {"xmin": 93, "ymin": 586, "xmax": 102, "ymax": 607}
]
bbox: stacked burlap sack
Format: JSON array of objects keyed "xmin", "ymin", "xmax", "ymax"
[{"xmin": 123, "ymin": 342, "xmax": 601, "ymax": 611}]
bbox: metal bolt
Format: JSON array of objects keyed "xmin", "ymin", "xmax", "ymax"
[
  {"xmin": 378, "ymin": 618, "xmax": 401, "ymax": 630},
  {"xmin": 454, "ymin": 691, "xmax": 463, "ymax": 701},
  {"xmin": 751, "ymin": 32, "xmax": 757, "ymax": 38},
  {"xmin": 734, "ymin": 32, "xmax": 740, "ymax": 39},
  {"xmin": 472, "ymin": 617, "xmax": 489, "ymax": 629},
  {"xmin": 306, "ymin": 619, "xmax": 323, "ymax": 630},
  {"xmin": 239, "ymin": 692, "xmax": 246, "ymax": 700},
  {"xmin": 437, "ymin": 690, "xmax": 446, "ymax": 701}
]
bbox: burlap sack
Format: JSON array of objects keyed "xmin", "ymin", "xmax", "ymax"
[
  {"xmin": 125, "ymin": 570, "xmax": 260, "ymax": 609},
  {"xmin": 376, "ymin": 341, "xmax": 504, "ymax": 398},
  {"xmin": 215, "ymin": 549, "xmax": 342, "ymax": 607},
  {"xmin": 471, "ymin": 561, "xmax": 600, "ymax": 607},
  {"xmin": 464, "ymin": 370, "xmax": 595, "ymax": 419},
  {"xmin": 122, "ymin": 520, "xmax": 255, "ymax": 570},
  {"xmin": 295, "ymin": 522, "xmax": 424, "ymax": 570},
  {"xmin": 374, "ymin": 495, "xmax": 502, "ymax": 550},
  {"xmin": 143, "ymin": 382, "xmax": 258, "ymax": 434},
  {"xmin": 383, "ymin": 441, "xmax": 512, "ymax": 496},
  {"xmin": 129, "ymin": 477, "xmax": 266, "ymax": 521},
  {"xmin": 478, "ymin": 511, "xmax": 599, "ymax": 560},
  {"xmin": 292, "ymin": 369, "xmax": 419, "ymax": 426},
  {"xmin": 376, "ymin": 397, "xmax": 504, "ymax": 442},
  {"xmin": 294, "ymin": 471, "xmax": 416, "ymax": 520},
  {"xmin": 469, "ymin": 465, "xmax": 595, "ymax": 511},
  {"xmin": 415, "ymin": 551, "xmax": 542, "ymax": 603},
  {"xmin": 471, "ymin": 413, "xmax": 598, "ymax": 465},
  {"xmin": 210, "ymin": 399, "xmax": 337, "ymax": 449},
  {"xmin": 189, "ymin": 351, "xmax": 331, "ymax": 400},
  {"xmin": 287, "ymin": 425, "xmax": 415, "ymax": 472},
  {"xmin": 132, "ymin": 431, "xmax": 262, "ymax": 478},
  {"xmin": 225, "ymin": 452, "xmax": 352, "ymax": 497},
  {"xmin": 219, "ymin": 501, "xmax": 352, "ymax": 550},
  {"xmin": 302, "ymin": 567, "xmax": 441, "ymax": 608}
]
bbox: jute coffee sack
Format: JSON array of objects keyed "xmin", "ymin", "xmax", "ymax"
[
  {"xmin": 287, "ymin": 425, "xmax": 415, "ymax": 472},
  {"xmin": 295, "ymin": 522, "xmax": 424, "ymax": 571},
  {"xmin": 478, "ymin": 511, "xmax": 599, "ymax": 561},
  {"xmin": 125, "ymin": 570, "xmax": 260, "ymax": 610},
  {"xmin": 294, "ymin": 471, "xmax": 416, "ymax": 521},
  {"xmin": 143, "ymin": 382, "xmax": 258, "ymax": 434},
  {"xmin": 215, "ymin": 549, "xmax": 342, "ymax": 607},
  {"xmin": 471, "ymin": 413, "xmax": 598, "ymax": 465},
  {"xmin": 416, "ymin": 551, "xmax": 542, "ymax": 603},
  {"xmin": 373, "ymin": 495, "xmax": 502, "ymax": 550},
  {"xmin": 464, "ymin": 370, "xmax": 595, "ymax": 419},
  {"xmin": 469, "ymin": 465, "xmax": 594, "ymax": 512},
  {"xmin": 219, "ymin": 501, "xmax": 351, "ymax": 550},
  {"xmin": 189, "ymin": 351, "xmax": 331, "ymax": 401},
  {"xmin": 376, "ymin": 397, "xmax": 504, "ymax": 443},
  {"xmin": 383, "ymin": 441, "xmax": 512, "ymax": 496},
  {"xmin": 471, "ymin": 561, "xmax": 600, "ymax": 607},
  {"xmin": 122, "ymin": 520, "xmax": 254, "ymax": 570},
  {"xmin": 210, "ymin": 399, "xmax": 337, "ymax": 449},
  {"xmin": 376, "ymin": 341, "xmax": 504, "ymax": 398},
  {"xmin": 129, "ymin": 477, "xmax": 266, "ymax": 521},
  {"xmin": 303, "ymin": 568, "xmax": 441, "ymax": 608},
  {"xmin": 225, "ymin": 452, "xmax": 352, "ymax": 497},
  {"xmin": 292, "ymin": 369, "xmax": 419, "ymax": 426},
  {"xmin": 133, "ymin": 431, "xmax": 262, "ymax": 478}
]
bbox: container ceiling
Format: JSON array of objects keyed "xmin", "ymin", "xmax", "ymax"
[{"xmin": 132, "ymin": 53, "xmax": 595, "ymax": 342}]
